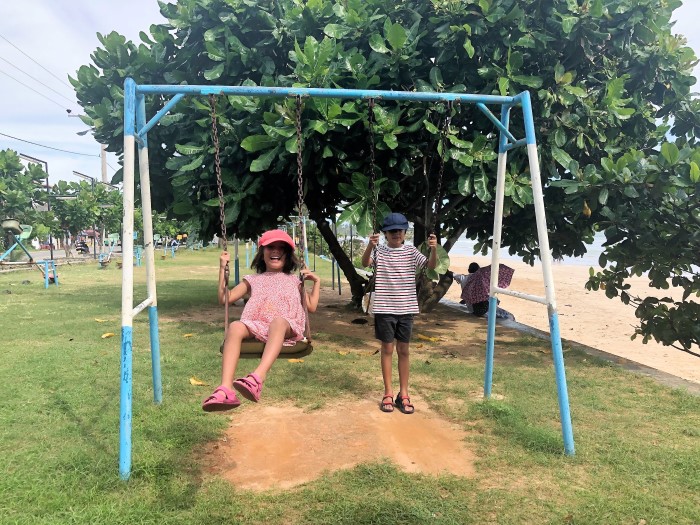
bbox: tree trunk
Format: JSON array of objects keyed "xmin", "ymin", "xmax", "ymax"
[
  {"xmin": 312, "ymin": 215, "xmax": 368, "ymax": 309},
  {"xmin": 417, "ymin": 271, "xmax": 454, "ymax": 312}
]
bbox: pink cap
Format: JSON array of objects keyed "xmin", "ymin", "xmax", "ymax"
[{"xmin": 258, "ymin": 229, "xmax": 295, "ymax": 250}]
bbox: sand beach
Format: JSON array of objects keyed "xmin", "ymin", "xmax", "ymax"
[{"xmin": 445, "ymin": 255, "xmax": 700, "ymax": 385}]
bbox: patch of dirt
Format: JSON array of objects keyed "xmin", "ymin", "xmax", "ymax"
[
  {"xmin": 199, "ymin": 287, "xmax": 489, "ymax": 491},
  {"xmin": 201, "ymin": 398, "xmax": 476, "ymax": 491}
]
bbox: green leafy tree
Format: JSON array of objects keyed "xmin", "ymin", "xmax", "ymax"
[
  {"xmin": 73, "ymin": 0, "xmax": 698, "ymax": 350},
  {"xmin": 552, "ymin": 142, "xmax": 700, "ymax": 355},
  {"xmin": 50, "ymin": 181, "xmax": 121, "ymax": 249},
  {"xmin": 0, "ymin": 149, "xmax": 47, "ymax": 250}
]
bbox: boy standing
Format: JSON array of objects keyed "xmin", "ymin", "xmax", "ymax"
[{"xmin": 361, "ymin": 212, "xmax": 437, "ymax": 414}]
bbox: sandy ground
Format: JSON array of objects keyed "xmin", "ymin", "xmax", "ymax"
[
  {"xmin": 201, "ymin": 399, "xmax": 476, "ymax": 491},
  {"xmin": 446, "ymin": 255, "xmax": 700, "ymax": 385}
]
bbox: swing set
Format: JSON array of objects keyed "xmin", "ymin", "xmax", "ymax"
[{"xmin": 118, "ymin": 79, "xmax": 575, "ymax": 481}]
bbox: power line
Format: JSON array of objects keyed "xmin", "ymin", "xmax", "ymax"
[
  {"xmin": 0, "ymin": 131, "xmax": 100, "ymax": 157},
  {"xmin": 0, "ymin": 31, "xmax": 74, "ymax": 90},
  {"xmin": 0, "ymin": 68, "xmax": 71, "ymax": 112},
  {"xmin": 0, "ymin": 55, "xmax": 78, "ymax": 108}
]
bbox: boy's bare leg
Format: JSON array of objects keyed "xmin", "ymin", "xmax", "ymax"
[
  {"xmin": 381, "ymin": 341, "xmax": 395, "ymax": 396},
  {"xmin": 396, "ymin": 340, "xmax": 410, "ymax": 397}
]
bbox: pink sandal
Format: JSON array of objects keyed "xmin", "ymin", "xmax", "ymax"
[
  {"xmin": 202, "ymin": 385, "xmax": 241, "ymax": 412},
  {"xmin": 233, "ymin": 372, "xmax": 263, "ymax": 402}
]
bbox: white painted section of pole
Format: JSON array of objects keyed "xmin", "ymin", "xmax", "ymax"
[
  {"xmin": 527, "ymin": 143, "xmax": 557, "ymax": 311},
  {"xmin": 122, "ymin": 136, "xmax": 135, "ymax": 327},
  {"xmin": 138, "ymin": 146, "xmax": 158, "ymax": 306},
  {"xmin": 493, "ymin": 287, "xmax": 548, "ymax": 305},
  {"xmin": 488, "ymin": 151, "xmax": 508, "ymax": 292},
  {"xmin": 132, "ymin": 296, "xmax": 155, "ymax": 317}
]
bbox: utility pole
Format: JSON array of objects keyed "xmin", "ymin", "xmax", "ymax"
[{"xmin": 101, "ymin": 144, "xmax": 108, "ymax": 184}]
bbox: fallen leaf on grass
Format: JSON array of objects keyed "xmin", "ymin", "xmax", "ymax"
[
  {"xmin": 101, "ymin": 333, "xmax": 115, "ymax": 339},
  {"xmin": 287, "ymin": 358, "xmax": 304, "ymax": 363},
  {"xmin": 94, "ymin": 318, "xmax": 107, "ymax": 323},
  {"xmin": 417, "ymin": 333, "xmax": 440, "ymax": 342},
  {"xmin": 183, "ymin": 333, "xmax": 194, "ymax": 338},
  {"xmin": 357, "ymin": 351, "xmax": 376, "ymax": 356},
  {"xmin": 337, "ymin": 351, "xmax": 349, "ymax": 356},
  {"xmin": 189, "ymin": 376, "xmax": 208, "ymax": 386}
]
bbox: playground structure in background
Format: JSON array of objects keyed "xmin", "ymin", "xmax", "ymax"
[{"xmin": 0, "ymin": 219, "xmax": 58, "ymax": 288}]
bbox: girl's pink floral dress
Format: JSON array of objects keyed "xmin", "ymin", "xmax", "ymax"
[{"xmin": 240, "ymin": 272, "xmax": 306, "ymax": 346}]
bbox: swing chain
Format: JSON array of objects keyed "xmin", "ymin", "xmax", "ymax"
[
  {"xmin": 209, "ymin": 94, "xmax": 227, "ymax": 255},
  {"xmin": 365, "ymin": 98, "xmax": 379, "ymax": 306},
  {"xmin": 367, "ymin": 98, "xmax": 378, "ymax": 233},
  {"xmin": 295, "ymin": 95, "xmax": 306, "ymax": 269},
  {"xmin": 430, "ymin": 100, "xmax": 453, "ymax": 235}
]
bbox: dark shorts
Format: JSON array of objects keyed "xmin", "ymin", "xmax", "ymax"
[{"xmin": 374, "ymin": 313, "xmax": 414, "ymax": 343}]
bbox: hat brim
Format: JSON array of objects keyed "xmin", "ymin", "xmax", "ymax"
[
  {"xmin": 260, "ymin": 237, "xmax": 295, "ymax": 249},
  {"xmin": 381, "ymin": 224, "xmax": 408, "ymax": 231}
]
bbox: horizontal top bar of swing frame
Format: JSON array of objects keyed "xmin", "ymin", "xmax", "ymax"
[{"xmin": 134, "ymin": 83, "xmax": 521, "ymax": 105}]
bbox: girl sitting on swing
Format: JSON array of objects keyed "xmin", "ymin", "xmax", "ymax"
[{"xmin": 202, "ymin": 229, "xmax": 321, "ymax": 412}]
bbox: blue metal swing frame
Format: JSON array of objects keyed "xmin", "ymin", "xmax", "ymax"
[{"xmin": 119, "ymin": 79, "xmax": 575, "ymax": 480}]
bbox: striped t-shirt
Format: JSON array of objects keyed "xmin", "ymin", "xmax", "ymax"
[{"xmin": 369, "ymin": 244, "xmax": 427, "ymax": 315}]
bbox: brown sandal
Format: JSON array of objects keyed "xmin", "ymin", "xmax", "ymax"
[
  {"xmin": 380, "ymin": 394, "xmax": 394, "ymax": 413},
  {"xmin": 395, "ymin": 394, "xmax": 414, "ymax": 414}
]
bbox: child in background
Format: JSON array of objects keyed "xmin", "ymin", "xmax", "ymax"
[
  {"xmin": 203, "ymin": 229, "xmax": 320, "ymax": 412},
  {"xmin": 361, "ymin": 213, "xmax": 437, "ymax": 414}
]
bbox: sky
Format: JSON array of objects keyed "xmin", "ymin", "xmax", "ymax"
[{"xmin": 1, "ymin": 1, "xmax": 699, "ymax": 189}]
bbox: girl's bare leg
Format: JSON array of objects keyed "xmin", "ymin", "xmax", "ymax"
[
  {"xmin": 396, "ymin": 341, "xmax": 410, "ymax": 397},
  {"xmin": 380, "ymin": 341, "xmax": 395, "ymax": 396},
  {"xmin": 253, "ymin": 317, "xmax": 293, "ymax": 382},
  {"xmin": 221, "ymin": 321, "xmax": 250, "ymax": 387}
]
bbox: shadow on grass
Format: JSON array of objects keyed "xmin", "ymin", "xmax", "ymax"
[
  {"xmin": 297, "ymin": 462, "xmax": 477, "ymax": 525},
  {"xmin": 48, "ymin": 393, "xmax": 114, "ymax": 457},
  {"xmin": 472, "ymin": 400, "xmax": 563, "ymax": 455},
  {"xmin": 272, "ymin": 359, "xmax": 373, "ymax": 408},
  {"xmin": 58, "ymin": 278, "xmax": 218, "ymax": 320}
]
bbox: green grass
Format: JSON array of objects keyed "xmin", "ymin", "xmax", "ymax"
[{"xmin": 1, "ymin": 249, "xmax": 699, "ymax": 524}]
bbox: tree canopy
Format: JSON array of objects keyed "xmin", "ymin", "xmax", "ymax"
[
  {"xmin": 0, "ymin": 150, "xmax": 46, "ymax": 225},
  {"xmin": 73, "ymin": 0, "xmax": 699, "ymax": 352}
]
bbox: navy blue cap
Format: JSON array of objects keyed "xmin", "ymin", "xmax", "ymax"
[{"xmin": 381, "ymin": 212, "xmax": 409, "ymax": 231}]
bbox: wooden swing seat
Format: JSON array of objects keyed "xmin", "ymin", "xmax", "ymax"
[{"xmin": 220, "ymin": 337, "xmax": 313, "ymax": 359}]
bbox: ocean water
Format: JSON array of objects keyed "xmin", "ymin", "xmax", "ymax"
[{"xmin": 449, "ymin": 232, "xmax": 607, "ymax": 268}]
